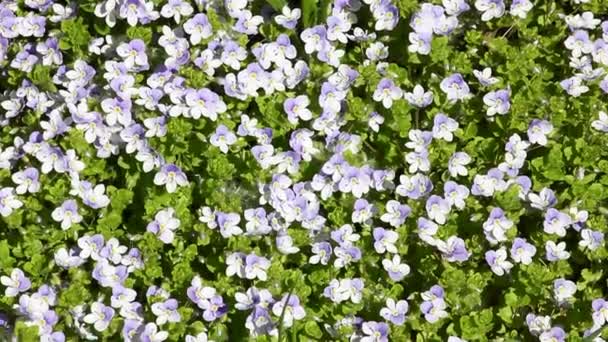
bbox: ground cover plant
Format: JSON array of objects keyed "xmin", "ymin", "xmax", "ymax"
[{"xmin": 1, "ymin": 0, "xmax": 608, "ymax": 340}]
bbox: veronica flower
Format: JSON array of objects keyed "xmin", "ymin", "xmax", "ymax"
[
  {"xmin": 334, "ymin": 245, "xmax": 362, "ymax": 268},
  {"xmin": 543, "ymin": 208, "xmax": 572, "ymax": 237},
  {"xmin": 405, "ymin": 149, "xmax": 431, "ymax": 173},
  {"xmin": 473, "ymin": 67, "xmax": 499, "ymax": 86},
  {"xmin": 244, "ymin": 253, "xmax": 271, "ymax": 281},
  {"xmin": 486, "ymin": 247, "xmax": 514, "ymax": 276},
  {"xmin": 373, "ymin": 227, "xmax": 399, "ymax": 254},
  {"xmin": 331, "ymin": 224, "xmax": 360, "ymax": 245},
  {"xmin": 147, "ymin": 207, "xmax": 180, "ymax": 244},
  {"xmin": 437, "ymin": 236, "xmax": 470, "ymax": 262},
  {"xmin": 117, "ymin": 39, "xmax": 148, "ymax": 71},
  {"xmin": 545, "ymin": 241, "xmax": 570, "ymax": 261},
  {"xmin": 448, "ymin": 152, "xmax": 472, "ymax": 177},
  {"xmin": 373, "ymin": 78, "xmax": 402, "ymax": 109},
  {"xmin": 151, "ymin": 299, "xmax": 181, "ymax": 325},
  {"xmin": 404, "ymin": 84, "xmax": 433, "ymax": 108},
  {"xmin": 283, "ymin": 95, "xmax": 312, "ymax": 124},
  {"xmin": 1, "ymin": 268, "xmax": 31, "ymax": 297},
  {"xmin": 426, "ymin": 195, "xmax": 450, "ymax": 224},
  {"xmin": 475, "ymin": 0, "xmax": 505, "ymax": 21},
  {"xmin": 579, "ymin": 229, "xmax": 604, "ymax": 250},
  {"xmin": 560, "ymin": 76, "xmax": 589, "ymax": 97},
  {"xmin": 432, "ymin": 113, "xmax": 459, "ymax": 142},
  {"xmin": 83, "ymin": 302, "xmax": 114, "ymax": 332},
  {"xmin": 510, "ymin": 0, "xmax": 533, "ymax": 18},
  {"xmin": 160, "ymin": 0, "xmax": 193, "ymax": 23},
  {"xmin": 216, "ymin": 212, "xmax": 242, "ymax": 238},
  {"xmin": 443, "ymin": 181, "xmax": 469, "ymax": 210},
  {"xmin": 140, "ymin": 323, "xmax": 169, "ymax": 342},
  {"xmin": 592, "ymin": 299, "xmax": 608, "ymax": 326},
  {"xmin": 380, "ymin": 200, "xmax": 410, "ymax": 227},
  {"xmin": 338, "ymin": 166, "xmax": 371, "ymax": 198},
  {"xmin": 78, "ymin": 234, "xmax": 105, "ymax": 260},
  {"xmin": 51, "ymin": 199, "xmax": 82, "ymax": 230},
  {"xmin": 183, "ymin": 13, "xmax": 212, "ymax": 44},
  {"xmin": 380, "ymin": 298, "xmax": 409, "ymax": 325},
  {"xmin": 187, "ymin": 276, "xmax": 217, "ymax": 308},
  {"xmin": 81, "ymin": 184, "xmax": 111, "ymax": 209},
  {"xmin": 483, "ymin": 207, "xmax": 513, "ymax": 244},
  {"xmin": 209, "ymin": 125, "xmax": 237, "ymax": 153},
  {"xmin": 361, "ymin": 321, "xmax": 389, "ymax": 342},
  {"xmin": 54, "ymin": 247, "xmax": 85, "ymax": 269},
  {"xmin": 420, "ymin": 298, "xmax": 448, "ymax": 323},
  {"xmin": 443, "ymin": 0, "xmax": 471, "ymax": 15},
  {"xmin": 200, "ymin": 294, "xmax": 227, "ymax": 322},
  {"xmin": 382, "ymin": 254, "xmax": 410, "ymax": 281},
  {"xmin": 483, "ymin": 89, "xmax": 510, "ymax": 116},
  {"xmin": 271, "ymin": 294, "xmax": 305, "ymax": 328},
  {"xmin": 408, "ymin": 31, "xmax": 432, "ymax": 55},
  {"xmin": 528, "ymin": 187, "xmax": 557, "ymax": 210},
  {"xmin": 184, "ymin": 88, "xmax": 227, "ymax": 120},
  {"xmin": 366, "ymin": 42, "xmax": 389, "ymax": 61},
  {"xmin": 11, "ymin": 168, "xmax": 40, "ymax": 194},
  {"xmin": 471, "ymin": 168, "xmax": 507, "ymax": 197},
  {"xmin": 309, "ymin": 242, "xmax": 332, "ymax": 265},
  {"xmin": 553, "ymin": 279, "xmax": 576, "ymax": 305},
  {"xmin": 352, "ymin": 199, "xmax": 375, "ymax": 225},
  {"xmin": 92, "ymin": 260, "xmax": 128, "ymax": 287},
  {"xmin": 154, "ymin": 164, "xmax": 188, "ymax": 193},
  {"xmin": 275, "ymin": 6, "xmax": 301, "ymax": 29},
  {"xmin": 111, "ymin": 286, "xmax": 137, "ymax": 309},
  {"xmin": 539, "ymin": 327, "xmax": 566, "ymax": 342},
  {"xmin": 440, "ymin": 73, "xmax": 470, "ymax": 102},
  {"xmin": 0, "ymin": 187, "xmax": 23, "ymax": 217},
  {"xmin": 511, "ymin": 237, "xmax": 536, "ymax": 264},
  {"xmin": 592, "ymin": 111, "xmax": 608, "ymax": 132}
]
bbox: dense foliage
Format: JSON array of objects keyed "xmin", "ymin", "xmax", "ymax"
[{"xmin": 1, "ymin": 0, "xmax": 608, "ymax": 340}]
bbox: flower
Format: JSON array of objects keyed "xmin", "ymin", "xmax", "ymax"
[
  {"xmin": 436, "ymin": 236, "xmax": 470, "ymax": 262},
  {"xmin": 140, "ymin": 323, "xmax": 169, "ymax": 342},
  {"xmin": 511, "ymin": 237, "xmax": 536, "ymax": 264},
  {"xmin": 485, "ymin": 247, "xmax": 513, "ymax": 276},
  {"xmin": 1, "ymin": 268, "xmax": 31, "ymax": 297},
  {"xmin": 271, "ymin": 294, "xmax": 306, "ymax": 328},
  {"xmin": 380, "ymin": 298, "xmax": 409, "ymax": 325},
  {"xmin": 475, "ymin": 0, "xmax": 505, "ymax": 21},
  {"xmin": 545, "ymin": 241, "xmax": 570, "ymax": 262},
  {"xmin": 483, "ymin": 89, "xmax": 510, "ymax": 116},
  {"xmin": 373, "ymin": 78, "xmax": 402, "ymax": 109},
  {"xmin": 553, "ymin": 279, "xmax": 576, "ymax": 305},
  {"xmin": 283, "ymin": 95, "xmax": 312, "ymax": 124},
  {"xmin": 51, "ymin": 199, "xmax": 82, "ymax": 230},
  {"xmin": 543, "ymin": 208, "xmax": 572, "ymax": 237},
  {"xmin": 210, "ymin": 125, "xmax": 237, "ymax": 153},
  {"xmin": 147, "ymin": 208, "xmax": 180, "ymax": 244},
  {"xmin": 83, "ymin": 302, "xmax": 115, "ymax": 332},
  {"xmin": 432, "ymin": 113, "xmax": 459, "ymax": 142},
  {"xmin": 151, "ymin": 299, "xmax": 181, "ymax": 325},
  {"xmin": 360, "ymin": 321, "xmax": 389, "ymax": 342},
  {"xmin": 440, "ymin": 73, "xmax": 470, "ymax": 102},
  {"xmin": 0, "ymin": 187, "xmax": 22, "ymax": 217},
  {"xmin": 382, "ymin": 254, "xmax": 410, "ymax": 281},
  {"xmin": 154, "ymin": 164, "xmax": 188, "ymax": 193},
  {"xmin": 184, "ymin": 13, "xmax": 212, "ymax": 45}
]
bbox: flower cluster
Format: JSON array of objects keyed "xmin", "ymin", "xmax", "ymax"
[{"xmin": 0, "ymin": 0, "xmax": 607, "ymax": 340}]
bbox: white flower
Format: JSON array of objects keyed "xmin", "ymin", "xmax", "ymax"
[
  {"xmin": 83, "ymin": 302, "xmax": 114, "ymax": 332},
  {"xmin": 404, "ymin": 85, "xmax": 433, "ymax": 108},
  {"xmin": 475, "ymin": 0, "xmax": 505, "ymax": 22},
  {"xmin": 0, "ymin": 269, "xmax": 30, "ymax": 297},
  {"xmin": 0, "ymin": 187, "xmax": 23, "ymax": 217},
  {"xmin": 473, "ymin": 67, "xmax": 499, "ymax": 86},
  {"xmin": 487, "ymin": 247, "xmax": 513, "ymax": 276}
]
